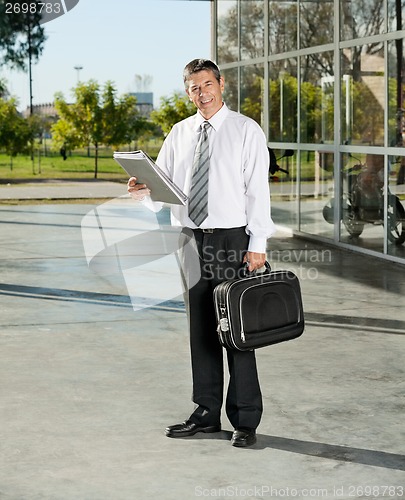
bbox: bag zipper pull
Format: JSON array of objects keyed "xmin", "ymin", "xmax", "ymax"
[
  {"xmin": 218, "ymin": 305, "xmax": 229, "ymax": 333},
  {"xmin": 241, "ymin": 329, "xmax": 246, "ymax": 343},
  {"xmin": 220, "ymin": 318, "xmax": 229, "ymax": 332}
]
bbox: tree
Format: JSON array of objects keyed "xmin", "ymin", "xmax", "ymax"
[
  {"xmin": 150, "ymin": 93, "xmax": 195, "ymax": 136},
  {"xmin": 0, "ymin": 1, "xmax": 46, "ymax": 69},
  {"xmin": 52, "ymin": 80, "xmax": 145, "ymax": 178},
  {"xmin": 269, "ymin": 73, "xmax": 298, "ymax": 143},
  {"xmin": 101, "ymin": 82, "xmax": 140, "ymax": 149},
  {"xmin": 0, "ymin": 1, "xmax": 47, "ymax": 116},
  {"xmin": 241, "ymin": 72, "xmax": 263, "ymax": 125},
  {"xmin": 218, "ymin": 0, "xmax": 264, "ymax": 63},
  {"xmin": 53, "ymin": 81, "xmax": 102, "ymax": 176},
  {"xmin": 269, "ymin": 1, "xmax": 297, "ymax": 55},
  {"xmin": 0, "ymin": 97, "xmax": 32, "ymax": 169},
  {"xmin": 240, "ymin": 0, "xmax": 264, "ymax": 60},
  {"xmin": 0, "ymin": 77, "xmax": 9, "ymax": 98}
]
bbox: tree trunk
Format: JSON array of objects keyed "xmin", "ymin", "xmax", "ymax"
[{"xmin": 94, "ymin": 142, "xmax": 98, "ymax": 178}]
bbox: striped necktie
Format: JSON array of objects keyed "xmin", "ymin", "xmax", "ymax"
[{"xmin": 188, "ymin": 121, "xmax": 211, "ymax": 226}]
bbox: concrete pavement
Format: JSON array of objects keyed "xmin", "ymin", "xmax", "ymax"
[
  {"xmin": 0, "ymin": 180, "xmax": 126, "ymax": 201},
  {"xmin": 0, "ymin": 181, "xmax": 404, "ymax": 499}
]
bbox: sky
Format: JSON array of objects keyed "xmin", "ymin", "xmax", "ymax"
[{"xmin": 1, "ymin": 0, "xmax": 211, "ymax": 111}]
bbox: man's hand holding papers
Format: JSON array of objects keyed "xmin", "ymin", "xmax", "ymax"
[
  {"xmin": 114, "ymin": 150, "xmax": 187, "ymax": 205},
  {"xmin": 127, "ymin": 177, "xmax": 151, "ymax": 201}
]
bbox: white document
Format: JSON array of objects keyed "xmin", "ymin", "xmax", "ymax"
[{"xmin": 113, "ymin": 150, "xmax": 187, "ymax": 206}]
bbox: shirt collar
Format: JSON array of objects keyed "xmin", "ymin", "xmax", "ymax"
[{"xmin": 194, "ymin": 102, "xmax": 229, "ymax": 132}]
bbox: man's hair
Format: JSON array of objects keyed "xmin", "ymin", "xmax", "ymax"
[{"xmin": 183, "ymin": 59, "xmax": 221, "ymax": 88}]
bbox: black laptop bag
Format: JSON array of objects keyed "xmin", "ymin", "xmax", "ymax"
[{"xmin": 213, "ymin": 264, "xmax": 304, "ymax": 351}]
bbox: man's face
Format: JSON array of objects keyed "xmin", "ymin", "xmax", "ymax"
[{"xmin": 186, "ymin": 69, "xmax": 225, "ymax": 119}]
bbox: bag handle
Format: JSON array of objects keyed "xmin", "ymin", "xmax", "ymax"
[{"xmin": 243, "ymin": 260, "xmax": 271, "ymax": 278}]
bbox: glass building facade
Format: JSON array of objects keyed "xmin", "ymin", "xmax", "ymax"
[{"xmin": 211, "ymin": 0, "xmax": 405, "ymax": 263}]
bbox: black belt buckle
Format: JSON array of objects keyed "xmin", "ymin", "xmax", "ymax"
[{"xmin": 202, "ymin": 228, "xmax": 214, "ymax": 233}]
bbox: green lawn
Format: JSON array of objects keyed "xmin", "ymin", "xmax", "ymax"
[
  {"xmin": 0, "ymin": 141, "xmax": 163, "ymax": 182},
  {"xmin": 0, "ymin": 151, "xmax": 126, "ymax": 181}
]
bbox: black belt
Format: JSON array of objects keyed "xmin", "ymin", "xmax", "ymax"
[{"xmin": 191, "ymin": 226, "xmax": 245, "ymax": 234}]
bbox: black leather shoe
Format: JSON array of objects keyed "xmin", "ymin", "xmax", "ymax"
[
  {"xmin": 165, "ymin": 419, "xmax": 221, "ymax": 438},
  {"xmin": 231, "ymin": 428, "xmax": 257, "ymax": 447}
]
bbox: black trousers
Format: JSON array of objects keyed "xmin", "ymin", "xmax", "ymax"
[{"xmin": 178, "ymin": 227, "xmax": 263, "ymax": 430}]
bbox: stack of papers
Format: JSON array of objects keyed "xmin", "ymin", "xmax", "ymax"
[{"xmin": 114, "ymin": 150, "xmax": 187, "ymax": 206}]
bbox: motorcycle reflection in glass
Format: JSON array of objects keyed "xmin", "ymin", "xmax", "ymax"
[{"xmin": 323, "ymin": 154, "xmax": 405, "ymax": 245}]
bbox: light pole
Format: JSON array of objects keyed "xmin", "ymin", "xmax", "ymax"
[
  {"xmin": 279, "ymin": 70, "xmax": 285, "ymax": 141},
  {"xmin": 74, "ymin": 65, "xmax": 83, "ymax": 83}
]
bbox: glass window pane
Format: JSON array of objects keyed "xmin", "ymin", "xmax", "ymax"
[
  {"xmin": 240, "ymin": 64, "xmax": 264, "ymax": 127},
  {"xmin": 300, "ymin": 151, "xmax": 335, "ymax": 239},
  {"xmin": 269, "ymin": 59, "xmax": 298, "ymax": 142},
  {"xmin": 388, "ymin": 154, "xmax": 405, "ymax": 256},
  {"xmin": 222, "ymin": 67, "xmax": 239, "ymax": 112},
  {"xmin": 269, "ymin": 148, "xmax": 298, "ymax": 231},
  {"xmin": 340, "ymin": 153, "xmax": 384, "ymax": 253},
  {"xmin": 388, "ymin": 39, "xmax": 405, "ymax": 147},
  {"xmin": 240, "ymin": 0, "xmax": 265, "ymax": 60},
  {"xmin": 300, "ymin": 0, "xmax": 334, "ymax": 49},
  {"xmin": 300, "ymin": 52, "xmax": 334, "ymax": 144},
  {"xmin": 388, "ymin": 0, "xmax": 405, "ymax": 32},
  {"xmin": 341, "ymin": 44, "xmax": 385, "ymax": 146},
  {"xmin": 217, "ymin": 0, "xmax": 238, "ymax": 64},
  {"xmin": 269, "ymin": 0, "xmax": 297, "ymax": 55},
  {"xmin": 340, "ymin": 0, "xmax": 384, "ymax": 41}
]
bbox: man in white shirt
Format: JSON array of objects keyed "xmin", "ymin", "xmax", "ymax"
[{"xmin": 128, "ymin": 59, "xmax": 276, "ymax": 447}]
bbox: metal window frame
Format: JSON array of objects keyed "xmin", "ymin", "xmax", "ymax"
[{"xmin": 212, "ymin": 0, "xmax": 405, "ymax": 264}]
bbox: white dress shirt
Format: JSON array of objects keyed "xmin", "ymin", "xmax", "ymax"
[{"xmin": 143, "ymin": 103, "xmax": 276, "ymax": 253}]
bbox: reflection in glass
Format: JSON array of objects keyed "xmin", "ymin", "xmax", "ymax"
[
  {"xmin": 222, "ymin": 67, "xmax": 239, "ymax": 112},
  {"xmin": 388, "ymin": 154, "xmax": 405, "ymax": 257},
  {"xmin": 340, "ymin": 0, "xmax": 384, "ymax": 41},
  {"xmin": 300, "ymin": 52, "xmax": 334, "ymax": 144},
  {"xmin": 388, "ymin": 39, "xmax": 404, "ymax": 148},
  {"xmin": 213, "ymin": 0, "xmax": 405, "ymax": 261},
  {"xmin": 339, "ymin": 153, "xmax": 385, "ymax": 252},
  {"xmin": 240, "ymin": 0, "xmax": 264, "ymax": 60},
  {"xmin": 269, "ymin": 149, "xmax": 298, "ymax": 231},
  {"xmin": 388, "ymin": 0, "xmax": 405, "ymax": 32},
  {"xmin": 269, "ymin": 59, "xmax": 297, "ymax": 142},
  {"xmin": 300, "ymin": 0, "xmax": 333, "ymax": 48},
  {"xmin": 217, "ymin": 0, "xmax": 238, "ymax": 64},
  {"xmin": 269, "ymin": 0, "xmax": 297, "ymax": 54},
  {"xmin": 341, "ymin": 44, "xmax": 384, "ymax": 146},
  {"xmin": 301, "ymin": 151, "xmax": 335, "ymax": 239},
  {"xmin": 240, "ymin": 64, "xmax": 264, "ymax": 127}
]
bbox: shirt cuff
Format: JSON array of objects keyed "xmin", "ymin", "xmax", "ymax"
[
  {"xmin": 247, "ymin": 236, "xmax": 267, "ymax": 254},
  {"xmin": 141, "ymin": 195, "xmax": 164, "ymax": 213}
]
